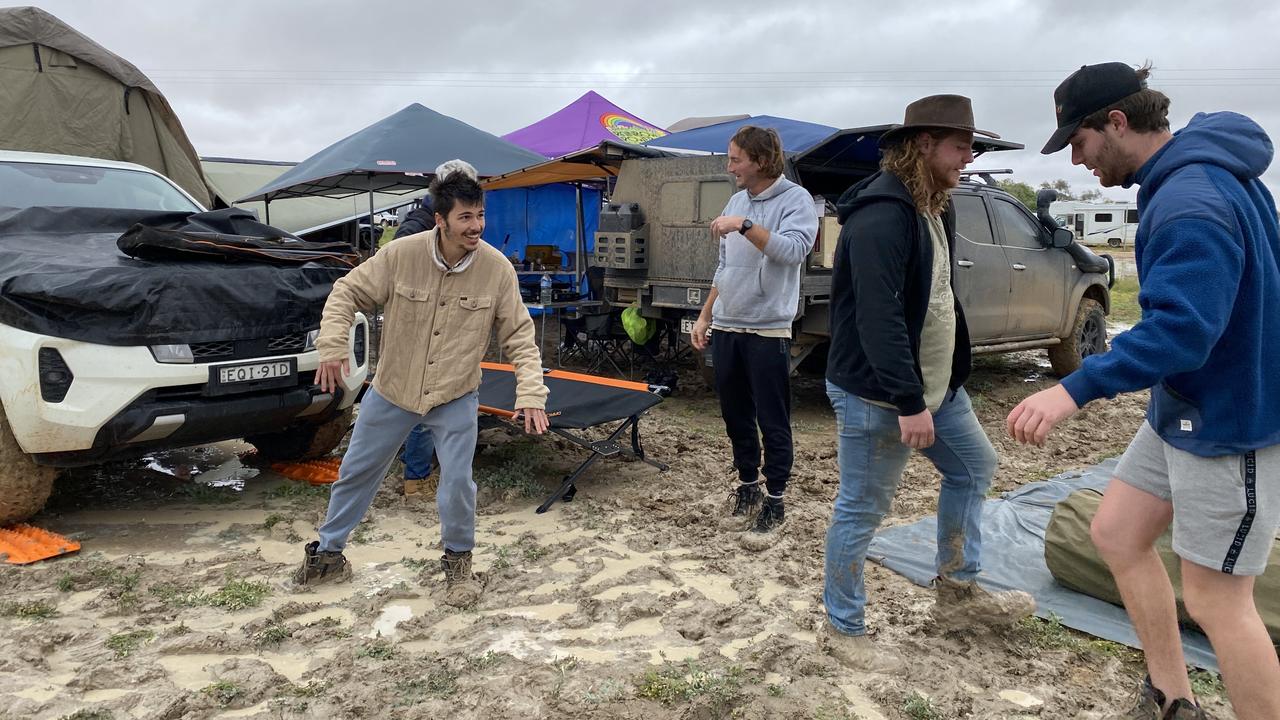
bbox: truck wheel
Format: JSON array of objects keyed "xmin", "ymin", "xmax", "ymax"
[
  {"xmin": 0, "ymin": 410, "xmax": 58, "ymax": 525},
  {"xmin": 1048, "ymin": 298, "xmax": 1107, "ymax": 377},
  {"xmin": 246, "ymin": 408, "xmax": 353, "ymax": 462}
]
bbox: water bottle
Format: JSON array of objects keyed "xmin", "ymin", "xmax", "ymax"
[{"xmin": 539, "ymin": 273, "xmax": 553, "ymax": 304}]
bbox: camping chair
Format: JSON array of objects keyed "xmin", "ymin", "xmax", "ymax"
[
  {"xmin": 477, "ymin": 362, "xmax": 669, "ymax": 513},
  {"xmin": 559, "ymin": 265, "xmax": 632, "ymax": 376}
]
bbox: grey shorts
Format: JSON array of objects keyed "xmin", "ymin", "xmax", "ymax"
[{"xmin": 1114, "ymin": 421, "xmax": 1280, "ymax": 576}]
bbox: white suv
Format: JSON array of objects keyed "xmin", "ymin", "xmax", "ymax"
[{"xmin": 0, "ymin": 150, "xmax": 368, "ymax": 524}]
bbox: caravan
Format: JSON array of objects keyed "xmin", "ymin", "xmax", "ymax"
[{"xmin": 1050, "ymin": 200, "xmax": 1139, "ymax": 247}]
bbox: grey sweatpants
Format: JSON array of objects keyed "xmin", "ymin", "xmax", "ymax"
[{"xmin": 317, "ymin": 386, "xmax": 480, "ymax": 553}]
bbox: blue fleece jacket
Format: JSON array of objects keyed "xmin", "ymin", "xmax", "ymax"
[
  {"xmin": 1060, "ymin": 112, "xmax": 1280, "ymax": 456},
  {"xmin": 711, "ymin": 176, "xmax": 818, "ymax": 329}
]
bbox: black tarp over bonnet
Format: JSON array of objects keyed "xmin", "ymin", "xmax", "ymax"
[{"xmin": 0, "ymin": 207, "xmax": 350, "ymax": 346}]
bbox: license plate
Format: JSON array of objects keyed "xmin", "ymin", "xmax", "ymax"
[
  {"xmin": 680, "ymin": 318, "xmax": 695, "ymax": 335},
  {"xmin": 207, "ymin": 359, "xmax": 296, "ymax": 396}
]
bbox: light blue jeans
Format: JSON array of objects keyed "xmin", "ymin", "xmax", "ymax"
[
  {"xmin": 400, "ymin": 424, "xmax": 435, "ymax": 479},
  {"xmin": 318, "ymin": 387, "xmax": 479, "ymax": 553},
  {"xmin": 823, "ymin": 381, "xmax": 997, "ymax": 636}
]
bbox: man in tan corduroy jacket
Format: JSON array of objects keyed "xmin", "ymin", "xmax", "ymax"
[{"xmin": 294, "ymin": 169, "xmax": 548, "ymax": 607}]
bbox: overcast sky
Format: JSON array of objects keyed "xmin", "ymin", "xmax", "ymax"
[{"xmin": 25, "ymin": 0, "xmax": 1280, "ymax": 200}]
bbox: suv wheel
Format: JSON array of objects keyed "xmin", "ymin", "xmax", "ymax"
[
  {"xmin": 0, "ymin": 408, "xmax": 59, "ymax": 525},
  {"xmin": 1048, "ymin": 297, "xmax": 1107, "ymax": 377},
  {"xmin": 246, "ymin": 408, "xmax": 353, "ymax": 462}
]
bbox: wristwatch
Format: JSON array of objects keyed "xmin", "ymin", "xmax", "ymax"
[{"xmin": 739, "ymin": 218, "xmax": 753, "ymax": 234}]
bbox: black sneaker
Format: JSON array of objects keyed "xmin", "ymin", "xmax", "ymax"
[
  {"xmin": 751, "ymin": 496, "xmax": 785, "ymax": 533},
  {"xmin": 292, "ymin": 540, "xmax": 352, "ymax": 585},
  {"xmin": 1125, "ymin": 675, "xmax": 1206, "ymax": 720},
  {"xmin": 730, "ymin": 482, "xmax": 763, "ymax": 517}
]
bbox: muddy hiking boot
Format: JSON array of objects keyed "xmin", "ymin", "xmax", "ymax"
[
  {"xmin": 931, "ymin": 575, "xmax": 1036, "ymax": 628},
  {"xmin": 441, "ymin": 550, "xmax": 484, "ymax": 608},
  {"xmin": 1121, "ymin": 675, "xmax": 1206, "ymax": 720},
  {"xmin": 730, "ymin": 480, "xmax": 763, "ymax": 517},
  {"xmin": 292, "ymin": 541, "xmax": 352, "ymax": 586},
  {"xmin": 820, "ymin": 623, "xmax": 904, "ymax": 674},
  {"xmin": 752, "ymin": 496, "xmax": 785, "ymax": 533}
]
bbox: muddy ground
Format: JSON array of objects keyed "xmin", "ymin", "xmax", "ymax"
[{"xmin": 0, "ymin": 341, "xmax": 1236, "ymax": 720}]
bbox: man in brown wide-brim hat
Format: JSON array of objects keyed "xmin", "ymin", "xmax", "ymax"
[{"xmin": 819, "ymin": 94, "xmax": 1035, "ymax": 673}]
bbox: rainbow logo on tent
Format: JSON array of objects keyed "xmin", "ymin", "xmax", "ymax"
[{"xmin": 600, "ymin": 113, "xmax": 666, "ymax": 144}]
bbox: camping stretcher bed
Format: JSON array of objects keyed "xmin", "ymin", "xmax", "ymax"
[{"xmin": 477, "ymin": 362, "xmax": 669, "ymax": 513}]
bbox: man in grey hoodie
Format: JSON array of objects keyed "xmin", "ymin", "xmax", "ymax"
[{"xmin": 690, "ymin": 125, "xmax": 818, "ymax": 539}]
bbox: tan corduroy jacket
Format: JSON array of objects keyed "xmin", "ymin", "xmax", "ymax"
[{"xmin": 316, "ymin": 229, "xmax": 547, "ymax": 414}]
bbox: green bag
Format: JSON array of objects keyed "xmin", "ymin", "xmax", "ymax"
[
  {"xmin": 1045, "ymin": 488, "xmax": 1280, "ymax": 644},
  {"xmin": 621, "ymin": 305, "xmax": 657, "ymax": 345}
]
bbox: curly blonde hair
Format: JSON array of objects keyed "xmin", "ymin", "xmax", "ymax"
[{"xmin": 880, "ymin": 129, "xmax": 955, "ymax": 216}]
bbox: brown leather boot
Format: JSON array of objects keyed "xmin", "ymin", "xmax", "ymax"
[{"xmin": 440, "ymin": 550, "xmax": 483, "ymax": 607}]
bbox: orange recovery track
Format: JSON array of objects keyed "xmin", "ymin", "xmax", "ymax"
[
  {"xmin": 271, "ymin": 457, "xmax": 341, "ymax": 484},
  {"xmin": 0, "ymin": 524, "xmax": 81, "ymax": 564}
]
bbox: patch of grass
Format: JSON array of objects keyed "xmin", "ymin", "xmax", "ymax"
[
  {"xmin": 91, "ymin": 566, "xmax": 142, "ymax": 593},
  {"xmin": 180, "ymin": 482, "xmax": 239, "ymax": 505},
  {"xmin": 166, "ymin": 621, "xmax": 192, "ymax": 637},
  {"xmin": 266, "ymin": 482, "xmax": 331, "ymax": 500},
  {"xmin": 105, "ymin": 629, "xmax": 154, "ymax": 659},
  {"xmin": 517, "ymin": 536, "xmax": 548, "ymax": 563},
  {"xmin": 357, "ymin": 639, "xmax": 395, "ymax": 661},
  {"xmin": 903, "ymin": 692, "xmax": 943, "ymax": 720},
  {"xmin": 490, "ymin": 545, "xmax": 512, "ymax": 571},
  {"xmin": 263, "ymin": 513, "xmax": 286, "ymax": 529},
  {"xmin": 205, "ymin": 579, "xmax": 271, "ymax": 611},
  {"xmin": 57, "ymin": 573, "xmax": 75, "ymax": 592},
  {"xmin": 1018, "ymin": 613, "xmax": 1078, "ymax": 651},
  {"xmin": 1, "ymin": 599, "xmax": 58, "ymax": 620},
  {"xmin": 476, "ymin": 456, "xmax": 546, "ymax": 498},
  {"xmin": 812, "ymin": 705, "xmax": 858, "ymax": 720},
  {"xmin": 349, "ymin": 522, "xmax": 373, "ymax": 545},
  {"xmin": 1109, "ymin": 277, "xmax": 1141, "ymax": 326},
  {"xmin": 766, "ymin": 683, "xmax": 785, "ymax": 697},
  {"xmin": 201, "ymin": 680, "xmax": 243, "ymax": 707},
  {"xmin": 282, "ymin": 680, "xmax": 329, "ymax": 698},
  {"xmin": 395, "ymin": 668, "xmax": 458, "ymax": 705},
  {"xmin": 150, "ymin": 581, "xmax": 204, "ymax": 608},
  {"xmin": 582, "ymin": 679, "xmax": 626, "ymax": 704},
  {"xmin": 464, "ymin": 650, "xmax": 504, "ymax": 671},
  {"xmin": 635, "ymin": 660, "xmax": 747, "ymax": 709},
  {"xmin": 401, "ymin": 556, "xmax": 434, "ymax": 572},
  {"xmin": 1189, "ymin": 669, "xmax": 1226, "ymax": 700},
  {"xmin": 253, "ymin": 622, "xmax": 293, "ymax": 647},
  {"xmin": 58, "ymin": 710, "xmax": 115, "ymax": 720}
]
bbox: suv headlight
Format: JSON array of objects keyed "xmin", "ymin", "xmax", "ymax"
[
  {"xmin": 151, "ymin": 344, "xmax": 194, "ymax": 363},
  {"xmin": 304, "ymin": 328, "xmax": 321, "ymax": 352}
]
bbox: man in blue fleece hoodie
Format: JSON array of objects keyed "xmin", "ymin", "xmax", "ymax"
[
  {"xmin": 1012, "ymin": 63, "xmax": 1280, "ymax": 720},
  {"xmin": 689, "ymin": 125, "xmax": 817, "ymax": 540}
]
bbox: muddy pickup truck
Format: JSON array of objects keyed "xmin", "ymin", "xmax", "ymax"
[
  {"xmin": 0, "ymin": 150, "xmax": 370, "ymax": 525},
  {"xmin": 593, "ymin": 125, "xmax": 1114, "ymax": 380}
]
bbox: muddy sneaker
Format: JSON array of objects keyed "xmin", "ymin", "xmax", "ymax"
[
  {"xmin": 292, "ymin": 541, "xmax": 352, "ymax": 585},
  {"xmin": 931, "ymin": 576, "xmax": 1035, "ymax": 628},
  {"xmin": 1118, "ymin": 676, "xmax": 1206, "ymax": 720},
  {"xmin": 730, "ymin": 481, "xmax": 763, "ymax": 517},
  {"xmin": 820, "ymin": 623, "xmax": 904, "ymax": 674},
  {"xmin": 440, "ymin": 550, "xmax": 483, "ymax": 608}
]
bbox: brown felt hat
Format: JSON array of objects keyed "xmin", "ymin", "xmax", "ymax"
[{"xmin": 879, "ymin": 94, "xmax": 1000, "ymax": 147}]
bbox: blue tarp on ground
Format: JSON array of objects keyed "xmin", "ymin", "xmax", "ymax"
[
  {"xmin": 644, "ymin": 114, "xmax": 837, "ymax": 155},
  {"xmin": 867, "ymin": 458, "xmax": 1219, "ymax": 671}
]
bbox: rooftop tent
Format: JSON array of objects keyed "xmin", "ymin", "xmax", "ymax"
[
  {"xmin": 666, "ymin": 114, "xmax": 750, "ymax": 133},
  {"xmin": 0, "ymin": 6, "xmax": 213, "ymax": 206},
  {"xmin": 791, "ymin": 125, "xmax": 1025, "ymax": 199},
  {"xmin": 502, "ymin": 91, "xmax": 668, "ymax": 159},
  {"xmin": 237, "ymin": 103, "xmax": 546, "ymax": 203},
  {"xmin": 202, "ymin": 157, "xmax": 427, "ymax": 237},
  {"xmin": 644, "ymin": 115, "xmax": 838, "ymax": 155}
]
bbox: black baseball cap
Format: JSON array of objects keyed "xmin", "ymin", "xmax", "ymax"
[{"xmin": 1041, "ymin": 62, "xmax": 1144, "ymax": 154}]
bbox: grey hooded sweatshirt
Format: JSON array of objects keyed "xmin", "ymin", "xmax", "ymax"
[{"xmin": 711, "ymin": 176, "xmax": 818, "ymax": 330}]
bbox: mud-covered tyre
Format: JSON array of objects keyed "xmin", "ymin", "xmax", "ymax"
[
  {"xmin": 246, "ymin": 408, "xmax": 354, "ymax": 462},
  {"xmin": 1048, "ymin": 298, "xmax": 1108, "ymax": 377},
  {"xmin": 0, "ymin": 409, "xmax": 58, "ymax": 525}
]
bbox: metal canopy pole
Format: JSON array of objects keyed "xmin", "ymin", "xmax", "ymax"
[
  {"xmin": 575, "ymin": 184, "xmax": 585, "ymax": 294},
  {"xmin": 264, "ymin": 197, "xmax": 270, "ymax": 225},
  {"xmin": 367, "ymin": 173, "xmax": 377, "ymax": 259}
]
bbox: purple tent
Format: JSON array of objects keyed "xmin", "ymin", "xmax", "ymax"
[{"xmin": 502, "ymin": 91, "xmax": 667, "ymax": 158}]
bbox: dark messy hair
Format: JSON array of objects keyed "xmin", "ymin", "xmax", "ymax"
[
  {"xmin": 430, "ymin": 172, "xmax": 484, "ymax": 219},
  {"xmin": 1078, "ymin": 62, "xmax": 1171, "ymax": 134},
  {"xmin": 730, "ymin": 125, "xmax": 785, "ymax": 179}
]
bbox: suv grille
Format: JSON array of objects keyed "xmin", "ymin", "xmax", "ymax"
[{"xmin": 188, "ymin": 333, "xmax": 309, "ymax": 362}]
